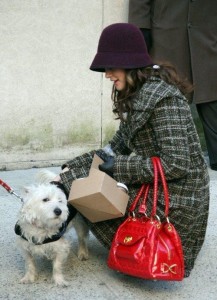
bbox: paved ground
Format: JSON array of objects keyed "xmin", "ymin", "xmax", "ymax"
[{"xmin": 0, "ymin": 166, "xmax": 216, "ymax": 300}]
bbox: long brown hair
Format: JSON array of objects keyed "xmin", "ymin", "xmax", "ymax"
[{"xmin": 112, "ymin": 62, "xmax": 193, "ymax": 121}]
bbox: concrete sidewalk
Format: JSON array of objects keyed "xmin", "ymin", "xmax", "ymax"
[{"xmin": 0, "ymin": 166, "xmax": 216, "ymax": 300}]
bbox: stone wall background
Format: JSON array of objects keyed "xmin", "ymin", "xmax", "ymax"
[
  {"xmin": 0, "ymin": 0, "xmax": 129, "ymax": 170},
  {"xmin": 0, "ymin": 0, "xmax": 206, "ymax": 170}
]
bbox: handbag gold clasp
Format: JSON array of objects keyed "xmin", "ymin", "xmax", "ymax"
[{"xmin": 124, "ymin": 236, "xmax": 133, "ymax": 244}]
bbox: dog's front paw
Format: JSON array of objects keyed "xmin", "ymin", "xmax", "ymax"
[
  {"xmin": 53, "ymin": 276, "xmax": 69, "ymax": 287},
  {"xmin": 20, "ymin": 274, "xmax": 36, "ymax": 284},
  {"xmin": 78, "ymin": 248, "xmax": 89, "ymax": 261}
]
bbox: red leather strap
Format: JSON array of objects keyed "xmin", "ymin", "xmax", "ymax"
[
  {"xmin": 150, "ymin": 157, "xmax": 159, "ymax": 217},
  {"xmin": 129, "ymin": 184, "xmax": 146, "ymax": 212},
  {"xmin": 128, "ymin": 157, "xmax": 170, "ymax": 219},
  {"xmin": 138, "ymin": 184, "xmax": 150, "ymax": 214},
  {"xmin": 154, "ymin": 157, "xmax": 169, "ymax": 217}
]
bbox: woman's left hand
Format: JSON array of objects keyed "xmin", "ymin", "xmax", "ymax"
[{"xmin": 99, "ymin": 156, "xmax": 114, "ymax": 177}]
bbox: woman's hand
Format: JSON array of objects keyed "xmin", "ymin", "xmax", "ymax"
[{"xmin": 99, "ymin": 156, "xmax": 114, "ymax": 177}]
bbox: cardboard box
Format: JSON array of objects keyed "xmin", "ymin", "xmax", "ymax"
[{"xmin": 68, "ymin": 154, "xmax": 129, "ymax": 222}]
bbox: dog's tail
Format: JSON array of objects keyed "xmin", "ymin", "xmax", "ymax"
[{"xmin": 36, "ymin": 170, "xmax": 57, "ymax": 184}]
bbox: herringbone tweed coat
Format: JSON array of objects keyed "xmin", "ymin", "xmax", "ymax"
[{"xmin": 60, "ymin": 77, "xmax": 209, "ymax": 277}]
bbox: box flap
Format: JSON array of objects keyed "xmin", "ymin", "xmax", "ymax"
[{"xmin": 90, "ymin": 154, "xmax": 103, "ymax": 171}]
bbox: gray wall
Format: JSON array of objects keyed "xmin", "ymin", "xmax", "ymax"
[{"xmin": 0, "ymin": 0, "xmax": 129, "ymax": 170}]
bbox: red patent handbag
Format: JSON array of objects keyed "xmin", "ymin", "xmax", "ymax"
[{"xmin": 107, "ymin": 157, "xmax": 185, "ymax": 281}]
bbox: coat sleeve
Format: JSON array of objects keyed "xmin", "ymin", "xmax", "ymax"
[
  {"xmin": 128, "ymin": 0, "xmax": 152, "ymax": 28},
  {"xmin": 59, "ymin": 151, "xmax": 95, "ymax": 192},
  {"xmin": 109, "ymin": 129, "xmax": 132, "ymax": 155},
  {"xmin": 113, "ymin": 97, "xmax": 191, "ymax": 184}
]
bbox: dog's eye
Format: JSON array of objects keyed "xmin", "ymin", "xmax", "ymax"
[{"xmin": 42, "ymin": 198, "xmax": 50, "ymax": 202}]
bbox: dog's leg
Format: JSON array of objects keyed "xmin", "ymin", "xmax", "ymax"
[
  {"xmin": 52, "ymin": 250, "xmax": 69, "ymax": 287},
  {"xmin": 20, "ymin": 252, "xmax": 37, "ymax": 284},
  {"xmin": 73, "ymin": 214, "xmax": 89, "ymax": 261}
]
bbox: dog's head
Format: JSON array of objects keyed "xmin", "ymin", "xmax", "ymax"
[{"xmin": 19, "ymin": 184, "xmax": 69, "ymax": 229}]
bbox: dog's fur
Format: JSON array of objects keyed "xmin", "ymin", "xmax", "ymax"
[{"xmin": 16, "ymin": 170, "xmax": 89, "ymax": 286}]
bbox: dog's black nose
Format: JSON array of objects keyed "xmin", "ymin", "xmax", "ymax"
[{"xmin": 54, "ymin": 208, "xmax": 62, "ymax": 216}]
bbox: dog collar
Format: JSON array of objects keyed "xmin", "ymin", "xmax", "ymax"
[{"xmin": 14, "ymin": 204, "xmax": 77, "ymax": 245}]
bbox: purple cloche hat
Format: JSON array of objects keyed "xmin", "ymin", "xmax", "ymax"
[{"xmin": 90, "ymin": 23, "xmax": 153, "ymax": 72}]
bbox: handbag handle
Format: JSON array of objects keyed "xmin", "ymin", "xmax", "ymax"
[
  {"xmin": 128, "ymin": 184, "xmax": 150, "ymax": 213},
  {"xmin": 153, "ymin": 157, "xmax": 169, "ymax": 218},
  {"xmin": 150, "ymin": 157, "xmax": 169, "ymax": 219},
  {"xmin": 128, "ymin": 158, "xmax": 158, "ymax": 215},
  {"xmin": 128, "ymin": 157, "xmax": 169, "ymax": 219}
]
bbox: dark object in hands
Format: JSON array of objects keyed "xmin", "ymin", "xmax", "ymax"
[
  {"xmin": 95, "ymin": 149, "xmax": 110, "ymax": 162},
  {"xmin": 98, "ymin": 156, "xmax": 115, "ymax": 178}
]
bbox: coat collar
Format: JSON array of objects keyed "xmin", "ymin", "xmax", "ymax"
[{"xmin": 121, "ymin": 77, "xmax": 185, "ymax": 139}]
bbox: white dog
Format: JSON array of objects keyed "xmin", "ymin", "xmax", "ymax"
[{"xmin": 15, "ymin": 170, "xmax": 89, "ymax": 287}]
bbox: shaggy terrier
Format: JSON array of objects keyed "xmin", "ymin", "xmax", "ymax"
[{"xmin": 15, "ymin": 170, "xmax": 89, "ymax": 286}]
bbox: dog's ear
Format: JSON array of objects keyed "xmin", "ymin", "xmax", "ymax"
[
  {"xmin": 20, "ymin": 186, "xmax": 31, "ymax": 202},
  {"xmin": 22, "ymin": 186, "xmax": 30, "ymax": 194}
]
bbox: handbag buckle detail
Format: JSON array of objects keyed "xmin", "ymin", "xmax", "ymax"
[{"xmin": 124, "ymin": 236, "xmax": 133, "ymax": 244}]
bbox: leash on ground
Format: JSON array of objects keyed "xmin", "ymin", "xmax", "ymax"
[{"xmin": 0, "ymin": 179, "xmax": 24, "ymax": 202}]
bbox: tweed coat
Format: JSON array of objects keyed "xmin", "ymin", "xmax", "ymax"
[
  {"xmin": 60, "ymin": 77, "xmax": 209, "ymax": 277},
  {"xmin": 128, "ymin": 0, "xmax": 217, "ymax": 104}
]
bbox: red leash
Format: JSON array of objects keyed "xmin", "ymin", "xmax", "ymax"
[{"xmin": 0, "ymin": 179, "xmax": 23, "ymax": 202}]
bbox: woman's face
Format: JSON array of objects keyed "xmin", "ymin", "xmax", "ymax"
[{"xmin": 105, "ymin": 69, "xmax": 126, "ymax": 91}]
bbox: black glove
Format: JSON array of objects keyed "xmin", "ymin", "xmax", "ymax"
[
  {"xmin": 98, "ymin": 156, "xmax": 115, "ymax": 178},
  {"xmin": 95, "ymin": 149, "xmax": 110, "ymax": 162},
  {"xmin": 140, "ymin": 28, "xmax": 152, "ymax": 52}
]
